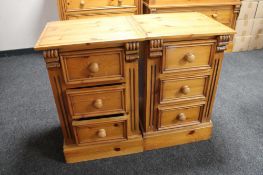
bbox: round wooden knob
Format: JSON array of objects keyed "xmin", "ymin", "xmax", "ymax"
[
  {"xmin": 93, "ymin": 99, "xmax": 103, "ymax": 109},
  {"xmin": 80, "ymin": 0, "xmax": 85, "ymax": 6},
  {"xmin": 212, "ymin": 13, "xmax": 218, "ymax": 19},
  {"xmin": 118, "ymin": 0, "xmax": 123, "ymax": 6},
  {"xmin": 177, "ymin": 113, "xmax": 186, "ymax": 121},
  {"xmin": 184, "ymin": 53, "xmax": 195, "ymax": 63},
  {"xmin": 97, "ymin": 129, "xmax": 106, "ymax": 138},
  {"xmin": 181, "ymin": 85, "xmax": 191, "ymax": 95},
  {"xmin": 88, "ymin": 62, "xmax": 99, "ymax": 73}
]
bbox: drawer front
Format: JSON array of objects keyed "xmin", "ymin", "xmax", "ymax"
[
  {"xmin": 163, "ymin": 41, "xmax": 215, "ymax": 73},
  {"xmin": 66, "ymin": 85, "xmax": 126, "ymax": 119},
  {"xmin": 61, "ymin": 48, "xmax": 125, "ymax": 85},
  {"xmin": 158, "ymin": 103, "xmax": 205, "ymax": 130},
  {"xmin": 66, "ymin": 0, "xmax": 135, "ymax": 11},
  {"xmin": 153, "ymin": 6, "xmax": 234, "ymax": 28},
  {"xmin": 200, "ymin": 8, "xmax": 233, "ymax": 27},
  {"xmin": 67, "ymin": 12, "xmax": 135, "ymax": 19},
  {"xmin": 72, "ymin": 116, "xmax": 128, "ymax": 145},
  {"xmin": 160, "ymin": 76, "xmax": 208, "ymax": 103}
]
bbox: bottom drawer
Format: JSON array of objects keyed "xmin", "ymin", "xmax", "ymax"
[
  {"xmin": 72, "ymin": 116, "xmax": 128, "ymax": 145},
  {"xmin": 158, "ymin": 102, "xmax": 205, "ymax": 130}
]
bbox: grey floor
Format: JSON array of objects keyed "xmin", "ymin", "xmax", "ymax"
[{"xmin": 0, "ymin": 50, "xmax": 263, "ymax": 175}]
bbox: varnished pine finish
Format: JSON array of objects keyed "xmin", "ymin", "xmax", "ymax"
[
  {"xmin": 57, "ymin": 0, "xmax": 142, "ymax": 20},
  {"xmin": 138, "ymin": 13, "xmax": 233, "ymax": 150},
  {"xmin": 143, "ymin": 0, "xmax": 240, "ymax": 52},
  {"xmin": 35, "ymin": 13, "xmax": 234, "ymax": 163}
]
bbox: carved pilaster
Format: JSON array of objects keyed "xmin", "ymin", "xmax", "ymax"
[
  {"xmin": 125, "ymin": 42, "xmax": 140, "ymax": 62},
  {"xmin": 217, "ymin": 35, "xmax": 230, "ymax": 52},
  {"xmin": 43, "ymin": 49, "xmax": 60, "ymax": 68},
  {"xmin": 150, "ymin": 39, "xmax": 163, "ymax": 58}
]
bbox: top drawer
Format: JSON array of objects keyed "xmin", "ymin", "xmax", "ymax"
[
  {"xmin": 61, "ymin": 48, "xmax": 125, "ymax": 86},
  {"xmin": 162, "ymin": 40, "xmax": 215, "ymax": 73},
  {"xmin": 66, "ymin": 0, "xmax": 135, "ymax": 11}
]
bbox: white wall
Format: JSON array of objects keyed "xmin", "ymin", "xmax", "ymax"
[{"xmin": 0, "ymin": 0, "xmax": 59, "ymax": 51}]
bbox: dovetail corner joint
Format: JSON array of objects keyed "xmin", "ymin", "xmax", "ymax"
[
  {"xmin": 125, "ymin": 42, "xmax": 140, "ymax": 62},
  {"xmin": 217, "ymin": 35, "xmax": 230, "ymax": 52},
  {"xmin": 150, "ymin": 40, "xmax": 163, "ymax": 58},
  {"xmin": 43, "ymin": 50, "xmax": 60, "ymax": 68}
]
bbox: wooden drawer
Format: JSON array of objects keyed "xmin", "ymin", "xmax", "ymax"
[
  {"xmin": 66, "ymin": 85, "xmax": 126, "ymax": 119},
  {"xmin": 158, "ymin": 102, "xmax": 205, "ymax": 130},
  {"xmin": 162, "ymin": 40, "xmax": 215, "ymax": 73},
  {"xmin": 67, "ymin": 11, "xmax": 135, "ymax": 19},
  {"xmin": 66, "ymin": 0, "xmax": 135, "ymax": 11},
  {"xmin": 199, "ymin": 7, "xmax": 234, "ymax": 27},
  {"xmin": 160, "ymin": 76, "xmax": 209, "ymax": 103},
  {"xmin": 61, "ymin": 48, "xmax": 125, "ymax": 85},
  {"xmin": 72, "ymin": 116, "xmax": 128, "ymax": 145},
  {"xmin": 149, "ymin": 5, "xmax": 234, "ymax": 28}
]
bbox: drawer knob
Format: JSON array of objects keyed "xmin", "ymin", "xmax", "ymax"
[
  {"xmin": 184, "ymin": 53, "xmax": 196, "ymax": 63},
  {"xmin": 88, "ymin": 62, "xmax": 99, "ymax": 73},
  {"xmin": 181, "ymin": 85, "xmax": 191, "ymax": 95},
  {"xmin": 178, "ymin": 113, "xmax": 187, "ymax": 121},
  {"xmin": 212, "ymin": 13, "xmax": 218, "ymax": 19},
  {"xmin": 80, "ymin": 0, "xmax": 85, "ymax": 6},
  {"xmin": 118, "ymin": 0, "xmax": 123, "ymax": 6},
  {"xmin": 93, "ymin": 99, "xmax": 103, "ymax": 109},
  {"xmin": 97, "ymin": 129, "xmax": 107, "ymax": 138}
]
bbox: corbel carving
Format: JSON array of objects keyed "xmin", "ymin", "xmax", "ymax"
[
  {"xmin": 150, "ymin": 39, "xmax": 163, "ymax": 58},
  {"xmin": 234, "ymin": 4, "xmax": 241, "ymax": 14},
  {"xmin": 43, "ymin": 50, "xmax": 60, "ymax": 68},
  {"xmin": 125, "ymin": 42, "xmax": 140, "ymax": 62},
  {"xmin": 217, "ymin": 35, "xmax": 230, "ymax": 52}
]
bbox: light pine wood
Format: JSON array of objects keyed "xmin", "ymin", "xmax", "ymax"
[
  {"xmin": 66, "ymin": 85, "xmax": 126, "ymax": 119},
  {"xmin": 145, "ymin": 0, "xmax": 240, "ymax": 6},
  {"xmin": 64, "ymin": 135, "xmax": 143, "ymax": 163},
  {"xmin": 133, "ymin": 13, "xmax": 235, "ymax": 39},
  {"xmin": 57, "ymin": 0, "xmax": 142, "ymax": 20},
  {"xmin": 143, "ymin": 122, "xmax": 213, "ymax": 150},
  {"xmin": 66, "ymin": 0, "xmax": 135, "ymax": 10},
  {"xmin": 35, "ymin": 13, "xmax": 234, "ymax": 51},
  {"xmin": 35, "ymin": 16, "xmax": 146, "ymax": 50},
  {"xmin": 158, "ymin": 102, "xmax": 206, "ymax": 130},
  {"xmin": 143, "ymin": 0, "xmax": 240, "ymax": 52},
  {"xmin": 72, "ymin": 116, "xmax": 128, "ymax": 145},
  {"xmin": 162, "ymin": 40, "xmax": 215, "ymax": 73},
  {"xmin": 37, "ymin": 43, "xmax": 143, "ymax": 162},
  {"xmin": 60, "ymin": 48, "xmax": 125, "ymax": 85},
  {"xmin": 35, "ymin": 13, "xmax": 234, "ymax": 163},
  {"xmin": 160, "ymin": 76, "xmax": 208, "ymax": 103}
]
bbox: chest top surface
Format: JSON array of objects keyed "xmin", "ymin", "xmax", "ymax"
[
  {"xmin": 35, "ymin": 12, "xmax": 235, "ymax": 50},
  {"xmin": 133, "ymin": 12, "xmax": 235, "ymax": 40},
  {"xmin": 35, "ymin": 16, "xmax": 146, "ymax": 50}
]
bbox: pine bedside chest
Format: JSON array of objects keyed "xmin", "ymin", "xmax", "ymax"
[
  {"xmin": 136, "ymin": 13, "xmax": 235, "ymax": 150},
  {"xmin": 35, "ymin": 12, "xmax": 235, "ymax": 163},
  {"xmin": 35, "ymin": 16, "xmax": 146, "ymax": 163}
]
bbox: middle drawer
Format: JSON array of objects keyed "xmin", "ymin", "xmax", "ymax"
[
  {"xmin": 160, "ymin": 75, "xmax": 209, "ymax": 104},
  {"xmin": 66, "ymin": 85, "xmax": 126, "ymax": 119}
]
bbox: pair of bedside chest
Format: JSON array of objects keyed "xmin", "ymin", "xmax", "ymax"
[{"xmin": 35, "ymin": 12, "xmax": 235, "ymax": 163}]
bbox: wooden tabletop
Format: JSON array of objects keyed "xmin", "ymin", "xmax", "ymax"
[
  {"xmin": 35, "ymin": 16, "xmax": 146, "ymax": 50},
  {"xmin": 35, "ymin": 12, "xmax": 235, "ymax": 50},
  {"xmin": 133, "ymin": 12, "xmax": 236, "ymax": 40}
]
